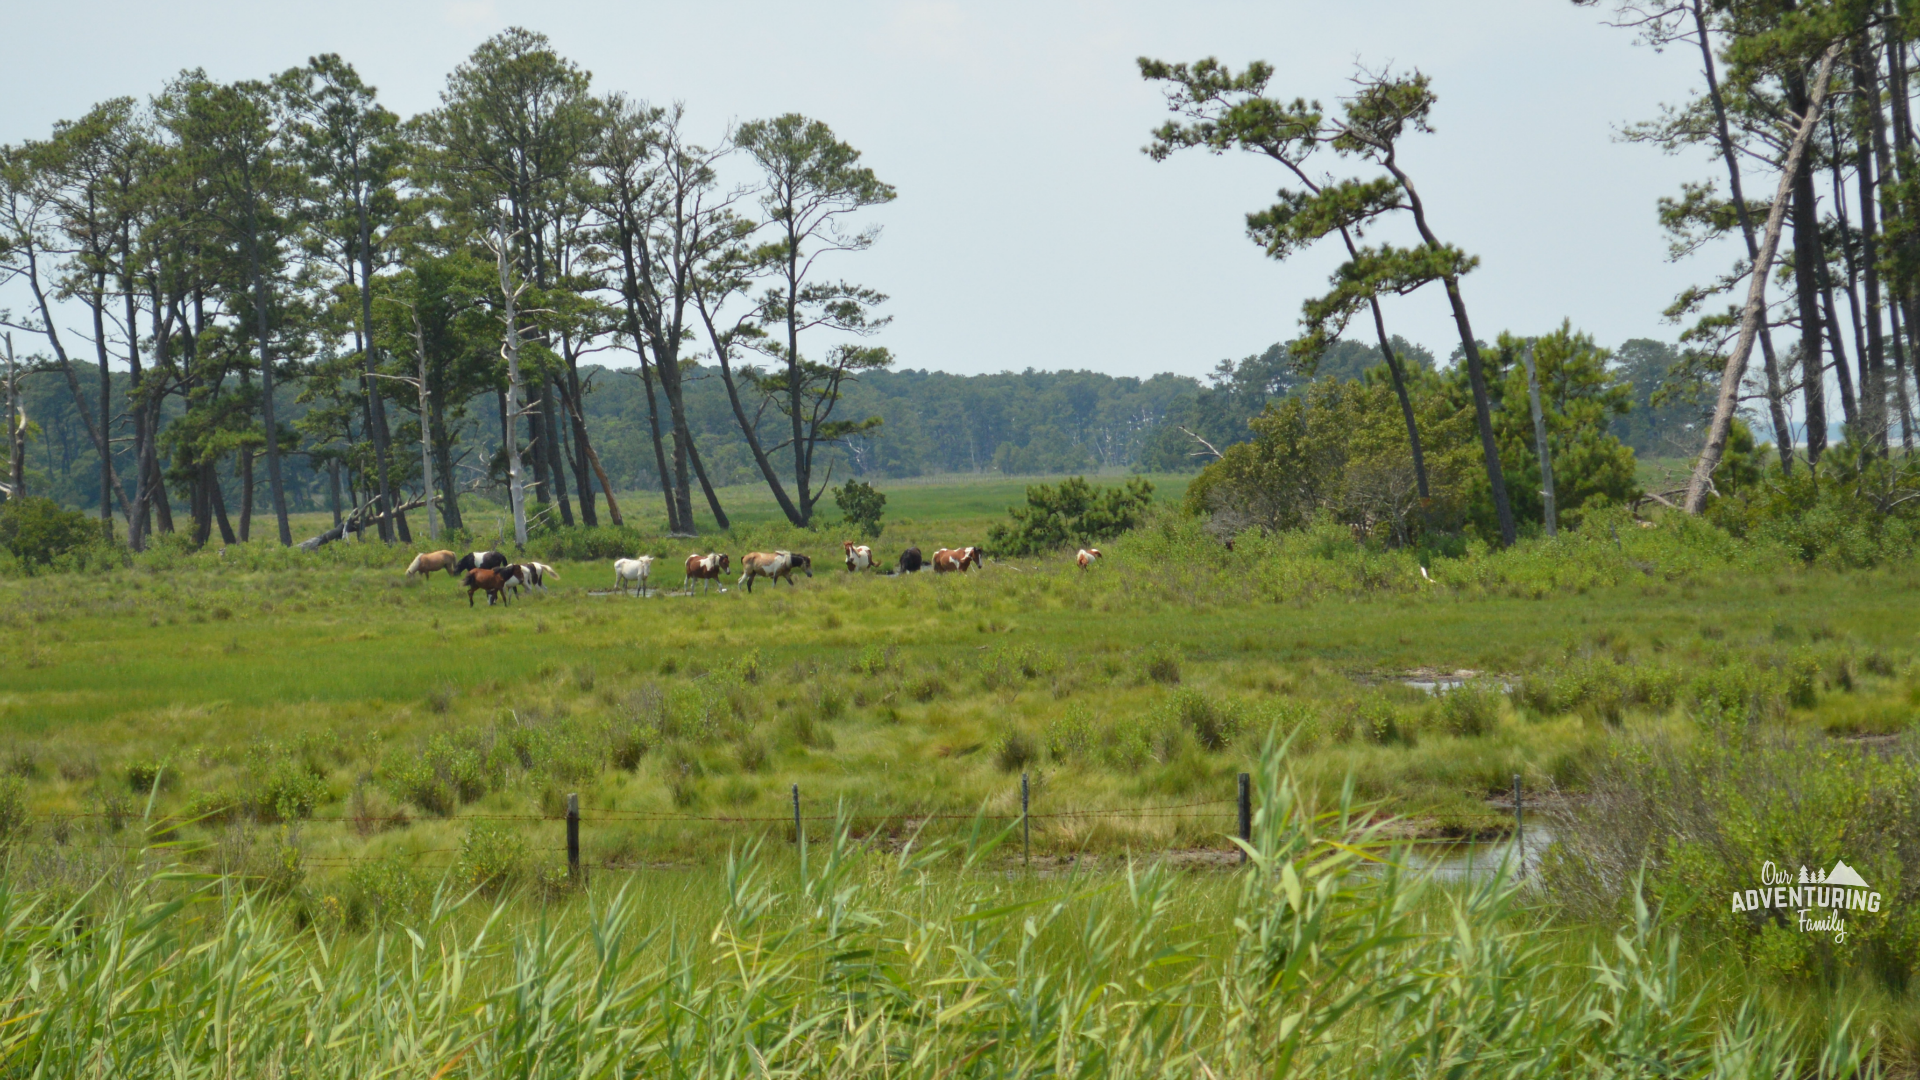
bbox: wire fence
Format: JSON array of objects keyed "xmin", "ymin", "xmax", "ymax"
[{"xmin": 14, "ymin": 773, "xmax": 1540, "ymax": 877}]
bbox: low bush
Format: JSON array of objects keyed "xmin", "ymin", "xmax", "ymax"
[
  {"xmin": 1164, "ymin": 688, "xmax": 1244, "ymax": 751},
  {"xmin": 1548, "ymin": 729, "xmax": 1920, "ymax": 990},
  {"xmin": 245, "ymin": 744, "xmax": 328, "ymax": 822},
  {"xmin": 336, "ymin": 859, "xmax": 431, "ymax": 928},
  {"xmin": 0, "ymin": 497, "xmax": 104, "ymax": 571},
  {"xmin": 1430, "ymin": 680, "xmax": 1502, "ymax": 737},
  {"xmin": 455, "ymin": 822, "xmax": 526, "ymax": 897},
  {"xmin": 982, "ymin": 644, "xmax": 1059, "ymax": 690},
  {"xmin": 125, "ymin": 758, "xmax": 171, "ymax": 796},
  {"xmin": 1142, "ymin": 645, "xmax": 1181, "ymax": 686},
  {"xmin": 986, "ymin": 476, "xmax": 1153, "ymax": 556},
  {"xmin": 1045, "ymin": 708, "xmax": 1096, "ymax": 764},
  {"xmin": 995, "ymin": 728, "xmax": 1039, "ymax": 772}
]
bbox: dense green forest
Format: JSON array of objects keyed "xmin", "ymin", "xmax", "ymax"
[{"xmin": 0, "ymin": 336, "xmax": 1702, "ymax": 529}]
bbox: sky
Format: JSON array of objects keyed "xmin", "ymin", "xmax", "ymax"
[{"xmin": 0, "ymin": 0, "xmax": 1722, "ymax": 382}]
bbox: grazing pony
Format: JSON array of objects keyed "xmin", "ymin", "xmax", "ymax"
[
  {"xmin": 1076, "ymin": 548, "xmax": 1102, "ymax": 570},
  {"xmin": 508, "ymin": 562, "xmax": 559, "ymax": 596},
  {"xmin": 613, "ymin": 556, "xmax": 655, "ymax": 596},
  {"xmin": 684, "ymin": 552, "xmax": 730, "ymax": 595},
  {"xmin": 739, "ymin": 551, "xmax": 813, "ymax": 593},
  {"xmin": 406, "ymin": 550, "xmax": 459, "ymax": 578},
  {"xmin": 453, "ymin": 550, "xmax": 508, "ymax": 574},
  {"xmin": 898, "ymin": 547, "xmax": 924, "ymax": 574},
  {"xmin": 843, "ymin": 541, "xmax": 874, "ymax": 572},
  {"xmin": 463, "ymin": 567, "xmax": 513, "ymax": 607},
  {"xmin": 932, "ymin": 546, "xmax": 983, "ymax": 573}
]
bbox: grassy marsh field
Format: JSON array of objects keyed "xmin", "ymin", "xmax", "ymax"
[
  {"xmin": 3, "ymin": 479, "xmax": 1920, "ymax": 1074},
  {"xmin": 2, "ymin": 487, "xmax": 1916, "ymax": 865}
]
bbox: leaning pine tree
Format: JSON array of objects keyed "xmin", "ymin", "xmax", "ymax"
[{"xmin": 1139, "ymin": 58, "xmax": 1516, "ymax": 546}]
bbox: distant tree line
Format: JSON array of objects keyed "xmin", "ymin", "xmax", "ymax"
[
  {"xmin": 0, "ymin": 328, "xmax": 1713, "ymax": 529},
  {"xmin": 0, "ymin": 27, "xmax": 909, "ymax": 547}
]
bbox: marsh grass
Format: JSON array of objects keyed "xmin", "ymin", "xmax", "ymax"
[{"xmin": 0, "ymin": 739, "xmax": 1884, "ymax": 1077}]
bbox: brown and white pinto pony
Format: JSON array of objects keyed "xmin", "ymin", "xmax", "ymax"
[
  {"xmin": 739, "ymin": 550, "xmax": 812, "ymax": 593},
  {"xmin": 684, "ymin": 552, "xmax": 730, "ymax": 595},
  {"xmin": 843, "ymin": 541, "xmax": 873, "ymax": 572},
  {"xmin": 1076, "ymin": 548, "xmax": 1102, "ymax": 570},
  {"xmin": 932, "ymin": 546, "xmax": 983, "ymax": 573},
  {"xmin": 406, "ymin": 550, "xmax": 459, "ymax": 578},
  {"xmin": 463, "ymin": 567, "xmax": 514, "ymax": 607},
  {"xmin": 508, "ymin": 562, "xmax": 559, "ymax": 596}
]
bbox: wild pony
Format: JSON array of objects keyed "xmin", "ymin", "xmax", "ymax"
[
  {"xmin": 406, "ymin": 550, "xmax": 459, "ymax": 578},
  {"xmin": 463, "ymin": 567, "xmax": 513, "ymax": 607},
  {"xmin": 843, "ymin": 541, "xmax": 874, "ymax": 572},
  {"xmin": 453, "ymin": 550, "xmax": 508, "ymax": 574},
  {"xmin": 509, "ymin": 562, "xmax": 559, "ymax": 596},
  {"xmin": 739, "ymin": 551, "xmax": 812, "ymax": 593},
  {"xmin": 1076, "ymin": 548, "xmax": 1102, "ymax": 570},
  {"xmin": 684, "ymin": 553, "xmax": 730, "ymax": 595},
  {"xmin": 898, "ymin": 547, "xmax": 924, "ymax": 574},
  {"xmin": 613, "ymin": 556, "xmax": 654, "ymax": 596},
  {"xmin": 932, "ymin": 547, "xmax": 983, "ymax": 573}
]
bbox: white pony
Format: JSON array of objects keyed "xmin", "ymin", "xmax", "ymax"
[{"xmin": 613, "ymin": 556, "xmax": 655, "ymax": 596}]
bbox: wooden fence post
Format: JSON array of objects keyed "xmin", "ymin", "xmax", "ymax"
[
  {"xmin": 1021, "ymin": 772, "xmax": 1030, "ymax": 868},
  {"xmin": 1512, "ymin": 774, "xmax": 1523, "ymax": 878},
  {"xmin": 1237, "ymin": 772, "xmax": 1251, "ymax": 865},
  {"xmin": 566, "ymin": 792, "xmax": 580, "ymax": 878},
  {"xmin": 792, "ymin": 783, "xmax": 802, "ymax": 846}
]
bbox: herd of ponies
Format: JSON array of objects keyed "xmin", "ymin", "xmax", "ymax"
[{"xmin": 404, "ymin": 541, "xmax": 1103, "ymax": 606}]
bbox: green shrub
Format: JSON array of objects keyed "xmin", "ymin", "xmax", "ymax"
[
  {"xmin": 1166, "ymin": 689, "xmax": 1244, "ymax": 751},
  {"xmin": 834, "ymin": 480, "xmax": 887, "ymax": 539},
  {"xmin": 455, "ymin": 822, "xmax": 526, "ymax": 897},
  {"xmin": 0, "ymin": 497, "xmax": 103, "ymax": 570},
  {"xmin": 1707, "ymin": 438, "xmax": 1920, "ymax": 567},
  {"xmin": 1335, "ymin": 695, "xmax": 1404, "ymax": 745},
  {"xmin": 1099, "ymin": 719, "xmax": 1153, "ymax": 772},
  {"xmin": 986, "ymin": 476, "xmax": 1153, "ymax": 556},
  {"xmin": 383, "ymin": 733, "xmax": 493, "ymax": 816},
  {"xmin": 125, "ymin": 758, "xmax": 171, "ymax": 796},
  {"xmin": 1432, "ymin": 681, "xmax": 1501, "ymax": 737},
  {"xmin": 663, "ymin": 743, "xmax": 704, "ymax": 807},
  {"xmin": 1142, "ymin": 645, "xmax": 1182, "ymax": 686},
  {"xmin": 1045, "ymin": 708, "xmax": 1096, "ymax": 763},
  {"xmin": 1549, "ymin": 732, "xmax": 1920, "ymax": 991},
  {"xmin": 855, "ymin": 644, "xmax": 896, "ymax": 676},
  {"xmin": 982, "ymin": 644, "xmax": 1059, "ymax": 690},
  {"xmin": 526, "ymin": 524, "xmax": 650, "ymax": 562},
  {"xmin": 339, "ymin": 859, "xmax": 430, "ymax": 928},
  {"xmin": 995, "ymin": 728, "xmax": 1039, "ymax": 772},
  {"xmin": 246, "ymin": 744, "xmax": 328, "ymax": 822}
]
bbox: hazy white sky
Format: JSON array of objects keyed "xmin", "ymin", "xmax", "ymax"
[{"xmin": 1, "ymin": 1, "xmax": 1720, "ymax": 380}]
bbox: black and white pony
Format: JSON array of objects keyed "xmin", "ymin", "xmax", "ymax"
[{"xmin": 453, "ymin": 551, "xmax": 509, "ymax": 574}]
